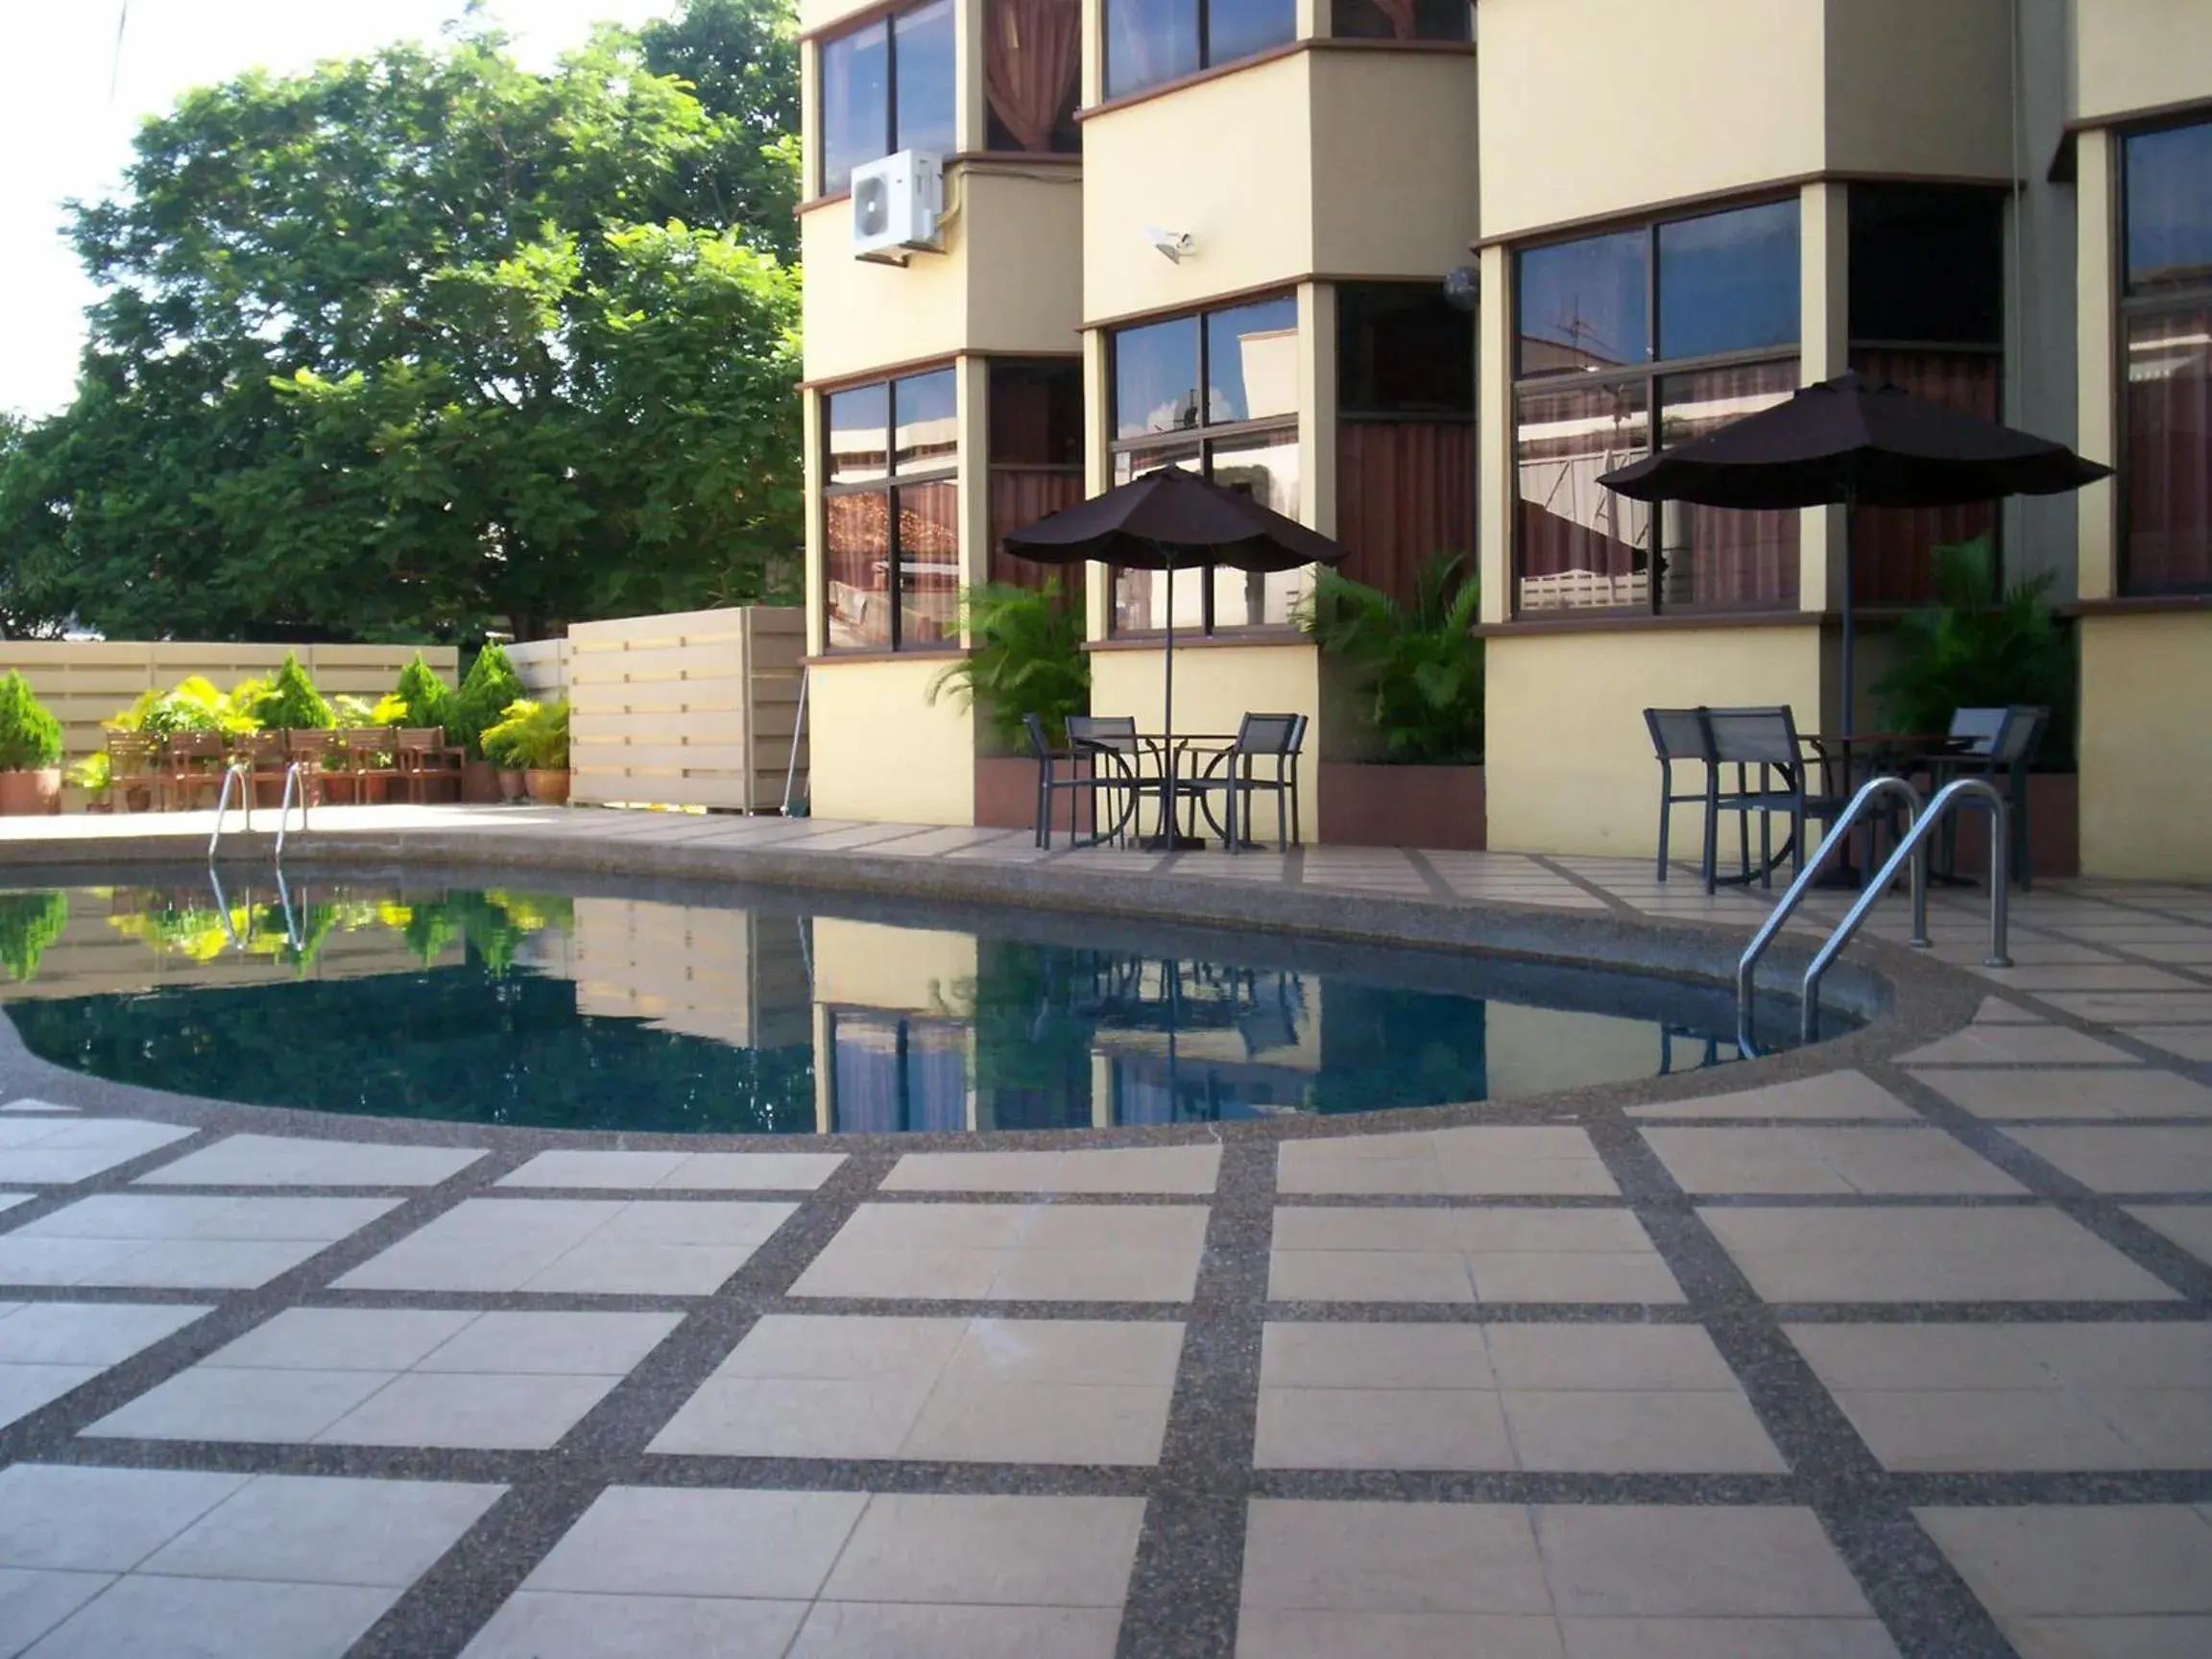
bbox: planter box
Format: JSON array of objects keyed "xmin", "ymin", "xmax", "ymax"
[
  {"xmin": 974, "ymin": 755, "xmax": 1107, "ymax": 838},
  {"xmin": 0, "ymin": 769, "xmax": 60, "ymax": 816},
  {"xmin": 1946, "ymin": 770, "xmax": 2080, "ymax": 881},
  {"xmin": 1318, "ymin": 762, "xmax": 1486, "ymax": 851}
]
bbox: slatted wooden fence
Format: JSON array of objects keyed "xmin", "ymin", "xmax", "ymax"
[{"xmin": 503, "ymin": 637, "xmax": 571, "ymax": 701}]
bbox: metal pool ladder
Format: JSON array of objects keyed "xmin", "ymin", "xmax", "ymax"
[
  {"xmin": 208, "ymin": 762, "xmax": 312, "ymax": 862},
  {"xmin": 1736, "ymin": 775, "xmax": 2013, "ymax": 1051}
]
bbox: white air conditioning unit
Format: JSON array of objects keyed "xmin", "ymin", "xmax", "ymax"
[{"xmin": 851, "ymin": 151, "xmax": 944, "ymax": 263}]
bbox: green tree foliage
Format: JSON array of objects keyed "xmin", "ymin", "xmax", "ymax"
[
  {"xmin": 0, "ymin": 892, "xmax": 69, "ymax": 983},
  {"xmin": 0, "ymin": 673, "xmax": 63, "ymax": 771},
  {"xmin": 379, "ymin": 655, "xmax": 457, "ymax": 733},
  {"xmin": 640, "ymin": 0, "xmax": 801, "ymax": 259},
  {"xmin": 1298, "ymin": 554, "xmax": 1484, "ymax": 765},
  {"xmin": 481, "ymin": 698, "xmax": 571, "ymax": 771},
  {"xmin": 0, "ymin": 3, "xmax": 801, "ymax": 643},
  {"xmin": 452, "ymin": 643, "xmax": 525, "ymax": 758},
  {"xmin": 926, "ymin": 583, "xmax": 1092, "ymax": 748},
  {"xmin": 249, "ymin": 654, "xmax": 334, "ymax": 732}
]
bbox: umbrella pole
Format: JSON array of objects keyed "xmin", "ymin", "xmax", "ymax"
[
  {"xmin": 1161, "ymin": 554, "xmax": 1177, "ymax": 842},
  {"xmin": 1839, "ymin": 485, "xmax": 1857, "ymax": 737}
]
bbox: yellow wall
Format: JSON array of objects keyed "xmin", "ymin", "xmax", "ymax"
[
  {"xmin": 1822, "ymin": 0, "xmax": 2013, "ymax": 179},
  {"xmin": 2072, "ymin": 0, "xmax": 2212, "ymax": 123},
  {"xmin": 2076, "ymin": 128, "xmax": 2121, "ymax": 601},
  {"xmin": 1484, "ymin": 625, "xmax": 1824, "ymax": 858},
  {"xmin": 2079, "ymin": 612, "xmax": 2212, "ymax": 880},
  {"xmin": 1477, "ymin": 0, "xmax": 1826, "ymax": 238},
  {"xmin": 806, "ymin": 656, "xmax": 978, "ymax": 826},
  {"xmin": 810, "ymin": 918, "xmax": 979, "ymax": 1014},
  {"xmin": 1307, "ymin": 50, "xmax": 1481, "ymax": 277},
  {"xmin": 1485, "ymin": 1003, "xmax": 1671, "ymax": 1100},
  {"xmin": 1086, "ymin": 641, "xmax": 1323, "ymax": 843}
]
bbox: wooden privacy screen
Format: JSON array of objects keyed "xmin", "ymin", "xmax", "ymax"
[
  {"xmin": 0, "ymin": 641, "xmax": 460, "ymax": 768},
  {"xmin": 503, "ymin": 637, "xmax": 571, "ymax": 701},
  {"xmin": 566, "ymin": 606, "xmax": 805, "ymax": 812}
]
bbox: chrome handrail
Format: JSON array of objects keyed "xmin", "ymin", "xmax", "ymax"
[
  {"xmin": 274, "ymin": 865, "xmax": 308, "ymax": 952},
  {"xmin": 275, "ymin": 762, "xmax": 310, "ymax": 860},
  {"xmin": 1735, "ymin": 774, "xmax": 1924, "ymax": 1053},
  {"xmin": 207, "ymin": 764, "xmax": 252, "ymax": 860},
  {"xmin": 1796, "ymin": 777, "xmax": 2011, "ymax": 1040}
]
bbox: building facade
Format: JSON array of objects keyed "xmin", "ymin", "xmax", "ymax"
[{"xmin": 797, "ymin": 0, "xmax": 2211, "ymax": 876}]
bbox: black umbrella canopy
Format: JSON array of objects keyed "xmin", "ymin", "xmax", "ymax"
[
  {"xmin": 1000, "ymin": 468, "xmax": 1349, "ymax": 572},
  {"xmin": 1599, "ymin": 372, "xmax": 2111, "ymax": 509}
]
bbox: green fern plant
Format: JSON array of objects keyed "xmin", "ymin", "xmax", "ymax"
[
  {"xmin": 481, "ymin": 698, "xmax": 569, "ymax": 771},
  {"xmin": 1296, "ymin": 553, "xmax": 1484, "ymax": 765},
  {"xmin": 0, "ymin": 673, "xmax": 62, "ymax": 771},
  {"xmin": 926, "ymin": 581, "xmax": 1090, "ymax": 748},
  {"xmin": 1872, "ymin": 535, "xmax": 2073, "ymax": 764}
]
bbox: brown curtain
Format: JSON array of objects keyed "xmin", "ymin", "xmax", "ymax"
[
  {"xmin": 1654, "ymin": 361, "xmax": 1799, "ymax": 612},
  {"xmin": 1367, "ymin": 0, "xmax": 1418, "ymax": 36},
  {"xmin": 988, "ymin": 467, "xmax": 1087, "ymax": 588},
  {"xmin": 1335, "ymin": 421, "xmax": 1472, "ymax": 602},
  {"xmin": 2124, "ymin": 306, "xmax": 2212, "ymax": 593},
  {"xmin": 985, "ymin": 0, "xmax": 1081, "ymax": 154},
  {"xmin": 1851, "ymin": 349, "xmax": 2002, "ymax": 605}
]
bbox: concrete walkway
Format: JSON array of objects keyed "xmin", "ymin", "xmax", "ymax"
[{"xmin": 0, "ymin": 805, "xmax": 2202, "ymax": 1657}]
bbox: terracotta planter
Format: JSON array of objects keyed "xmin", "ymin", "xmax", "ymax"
[
  {"xmin": 1318, "ymin": 762, "xmax": 1486, "ymax": 850},
  {"xmin": 974, "ymin": 755, "xmax": 1091, "ymax": 835},
  {"xmin": 524, "ymin": 768, "xmax": 571, "ymax": 805},
  {"xmin": 459, "ymin": 759, "xmax": 503, "ymax": 804},
  {"xmin": 497, "ymin": 767, "xmax": 526, "ymax": 801},
  {"xmin": 123, "ymin": 785, "xmax": 155, "ymax": 814},
  {"xmin": 1945, "ymin": 770, "xmax": 2080, "ymax": 881},
  {"xmin": 358, "ymin": 775, "xmax": 391, "ymax": 805},
  {"xmin": 321, "ymin": 773, "xmax": 356, "ymax": 805},
  {"xmin": 0, "ymin": 769, "xmax": 61, "ymax": 816}
]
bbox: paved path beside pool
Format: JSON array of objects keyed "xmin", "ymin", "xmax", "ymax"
[{"xmin": 0, "ymin": 805, "xmax": 2204, "ymax": 1656}]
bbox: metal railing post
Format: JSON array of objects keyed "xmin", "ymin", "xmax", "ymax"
[
  {"xmin": 276, "ymin": 762, "xmax": 310, "ymax": 861},
  {"xmin": 207, "ymin": 764, "xmax": 252, "ymax": 861}
]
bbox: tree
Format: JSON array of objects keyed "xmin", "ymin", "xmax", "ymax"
[
  {"xmin": 0, "ymin": 7, "xmax": 802, "ymax": 645},
  {"xmin": 640, "ymin": 0, "xmax": 802, "ymax": 260}
]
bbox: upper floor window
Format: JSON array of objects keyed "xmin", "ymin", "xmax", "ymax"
[
  {"xmin": 1511, "ymin": 199, "xmax": 1801, "ymax": 617},
  {"xmin": 1334, "ymin": 283, "xmax": 1475, "ymax": 603},
  {"xmin": 984, "ymin": 0, "xmax": 1082, "ymax": 154},
  {"xmin": 823, "ymin": 368, "xmax": 960, "ymax": 652},
  {"xmin": 2120, "ymin": 119, "xmax": 2212, "ymax": 595},
  {"xmin": 1331, "ymin": 0, "xmax": 1470, "ymax": 41},
  {"xmin": 1105, "ymin": 0, "xmax": 1296, "ymax": 101},
  {"xmin": 820, "ymin": 0, "xmax": 957, "ymax": 197}
]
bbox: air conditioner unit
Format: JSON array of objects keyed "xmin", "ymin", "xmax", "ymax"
[{"xmin": 851, "ymin": 151, "xmax": 944, "ymax": 263}]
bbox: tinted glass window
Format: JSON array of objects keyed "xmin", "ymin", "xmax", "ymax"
[
  {"xmin": 1339, "ymin": 285, "xmax": 1474, "ymax": 415},
  {"xmin": 1657, "ymin": 200, "xmax": 1799, "ymax": 361},
  {"xmin": 1207, "ymin": 297, "xmax": 1300, "ymax": 423},
  {"xmin": 990, "ymin": 363, "xmax": 1084, "ymax": 467},
  {"xmin": 2126, "ymin": 121, "xmax": 2212, "ymax": 294},
  {"xmin": 1207, "ymin": 0, "xmax": 1297, "ymax": 67},
  {"xmin": 1115, "ymin": 316, "xmax": 1202, "ymax": 438},
  {"xmin": 828, "ymin": 382, "xmax": 891, "ymax": 484},
  {"xmin": 893, "ymin": 0, "xmax": 957, "ymax": 159},
  {"xmin": 820, "ymin": 23, "xmax": 889, "ymax": 195},
  {"xmin": 1850, "ymin": 185, "xmax": 2004, "ymax": 345},
  {"xmin": 893, "ymin": 369, "xmax": 959, "ymax": 474},
  {"xmin": 1332, "ymin": 0, "xmax": 1470, "ymax": 39},
  {"xmin": 1517, "ymin": 230, "xmax": 1647, "ymax": 375},
  {"xmin": 1106, "ymin": 0, "xmax": 1198, "ymax": 98}
]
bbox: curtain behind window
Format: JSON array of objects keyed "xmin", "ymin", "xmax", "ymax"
[
  {"xmin": 2125, "ymin": 306, "xmax": 2212, "ymax": 593},
  {"xmin": 1851, "ymin": 349, "xmax": 2002, "ymax": 605},
  {"xmin": 984, "ymin": 0, "xmax": 1082, "ymax": 152}
]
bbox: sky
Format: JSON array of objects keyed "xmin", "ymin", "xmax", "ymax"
[{"xmin": 0, "ymin": 0, "xmax": 682, "ymax": 420}]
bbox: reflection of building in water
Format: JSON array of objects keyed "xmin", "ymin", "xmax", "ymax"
[
  {"xmin": 567, "ymin": 899, "xmax": 811, "ymax": 1052},
  {"xmin": 810, "ymin": 918, "xmax": 978, "ymax": 1134}
]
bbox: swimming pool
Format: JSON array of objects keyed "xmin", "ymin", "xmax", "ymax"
[{"xmin": 0, "ymin": 874, "xmax": 1848, "ymax": 1135}]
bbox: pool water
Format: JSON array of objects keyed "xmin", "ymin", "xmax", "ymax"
[{"xmin": 0, "ymin": 877, "xmax": 1844, "ymax": 1135}]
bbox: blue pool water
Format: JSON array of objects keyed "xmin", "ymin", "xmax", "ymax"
[{"xmin": 0, "ymin": 875, "xmax": 1844, "ymax": 1135}]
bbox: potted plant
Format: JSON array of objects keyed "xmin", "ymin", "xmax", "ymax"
[
  {"xmin": 452, "ymin": 643, "xmax": 524, "ymax": 803},
  {"xmin": 926, "ymin": 581, "xmax": 1091, "ymax": 830},
  {"xmin": 483, "ymin": 697, "xmax": 571, "ymax": 805},
  {"xmin": 1296, "ymin": 553, "xmax": 1486, "ymax": 850},
  {"xmin": 0, "ymin": 672, "xmax": 64, "ymax": 816},
  {"xmin": 0, "ymin": 890, "xmax": 67, "ymax": 981},
  {"xmin": 68, "ymin": 751, "xmax": 113, "ymax": 813}
]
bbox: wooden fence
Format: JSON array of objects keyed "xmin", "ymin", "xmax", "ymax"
[
  {"xmin": 0, "ymin": 641, "xmax": 457, "ymax": 768},
  {"xmin": 567, "ymin": 607, "xmax": 805, "ymax": 811},
  {"xmin": 504, "ymin": 637, "xmax": 571, "ymax": 701}
]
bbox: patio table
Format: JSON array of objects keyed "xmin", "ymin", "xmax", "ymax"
[
  {"xmin": 1074, "ymin": 732, "xmax": 1240, "ymax": 851},
  {"xmin": 1804, "ymin": 732, "xmax": 1972, "ymax": 886}
]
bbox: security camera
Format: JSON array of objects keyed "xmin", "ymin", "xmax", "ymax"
[{"xmin": 1142, "ymin": 225, "xmax": 1195, "ymax": 263}]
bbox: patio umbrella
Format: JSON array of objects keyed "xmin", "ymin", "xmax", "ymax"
[
  {"xmin": 1001, "ymin": 469, "xmax": 1349, "ymax": 842},
  {"xmin": 1598, "ymin": 371, "xmax": 2110, "ymax": 726}
]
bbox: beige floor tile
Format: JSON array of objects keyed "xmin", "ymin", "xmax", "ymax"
[
  {"xmin": 1915, "ymin": 1505, "xmax": 2212, "ymax": 1617},
  {"xmin": 1474, "ymin": 1254, "xmax": 1690, "ymax": 1305},
  {"xmin": 2042, "ymin": 993, "xmax": 2212, "ymax": 1025},
  {"xmin": 987, "ymin": 1248, "xmax": 1203, "ymax": 1302},
  {"xmin": 792, "ymin": 1204, "xmax": 1208, "ymax": 1302},
  {"xmin": 713, "ymin": 1315, "xmax": 970, "ymax": 1380},
  {"xmin": 880, "ymin": 1146, "xmax": 1220, "ymax": 1195},
  {"xmin": 1480, "ymin": 1325, "xmax": 1741, "ymax": 1390},
  {"xmin": 1625, "ymin": 1072, "xmax": 1918, "ymax": 1120},
  {"xmin": 2006, "ymin": 1125, "xmax": 2212, "ymax": 1192},
  {"xmin": 1268, "ymin": 1208, "xmax": 1683, "ymax": 1306},
  {"xmin": 1533, "ymin": 1506, "xmax": 1872, "ymax": 1619},
  {"xmin": 1643, "ymin": 1126, "xmax": 2022, "ymax": 1195},
  {"xmin": 650, "ymin": 1375, "xmax": 935, "ymax": 1458},
  {"xmin": 1235, "ymin": 1608, "xmax": 1566, "ymax": 1659},
  {"xmin": 523, "ymin": 1487, "xmax": 868, "ymax": 1601},
  {"xmin": 496, "ymin": 1150, "xmax": 846, "ymax": 1191},
  {"xmin": 1701, "ymin": 1206, "xmax": 2180, "ymax": 1303},
  {"xmin": 1504, "ymin": 1389, "xmax": 1787, "ymax": 1473},
  {"xmin": 2129, "ymin": 1205, "xmax": 2212, "ymax": 1263},
  {"xmin": 1255, "ymin": 1384, "xmax": 1516, "ymax": 1470},
  {"xmin": 1239, "ymin": 1500, "xmax": 1551, "ymax": 1615},
  {"xmin": 1279, "ymin": 1128, "xmax": 1617, "ymax": 1197},
  {"xmin": 1894, "ymin": 1025, "xmax": 2142, "ymax": 1066},
  {"xmin": 942, "ymin": 1316, "xmax": 1184, "ymax": 1387},
  {"xmin": 787, "ymin": 1601, "xmax": 1123, "ymax": 1659},
  {"xmin": 461, "ymin": 1591, "xmax": 805, "ymax": 1659},
  {"xmin": 1267, "ymin": 1250, "xmax": 1476, "ymax": 1304},
  {"xmin": 1261, "ymin": 1322, "xmax": 1493, "ymax": 1389},
  {"xmin": 1555, "ymin": 1616, "xmax": 1900, "ymax": 1658},
  {"xmin": 1271, "ymin": 1207, "xmax": 1653, "ymax": 1256},
  {"xmin": 902, "ymin": 1381, "xmax": 1172, "ymax": 1465},
  {"xmin": 135, "ymin": 1136, "xmax": 485, "ymax": 1188},
  {"xmin": 1997, "ymin": 1613, "xmax": 2212, "ymax": 1659},
  {"xmin": 820, "ymin": 1494, "xmax": 1143, "ymax": 1608},
  {"xmin": 2124, "ymin": 1025, "xmax": 2212, "ymax": 1062},
  {"xmin": 1912, "ymin": 1069, "xmax": 2212, "ymax": 1120},
  {"xmin": 786, "ymin": 1246, "xmax": 1002, "ymax": 1301}
]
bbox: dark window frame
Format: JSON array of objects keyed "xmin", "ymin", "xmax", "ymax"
[
  {"xmin": 2116, "ymin": 114, "xmax": 2212, "ymax": 598},
  {"xmin": 816, "ymin": 2, "xmax": 954, "ymax": 197},
  {"xmin": 822, "ymin": 370, "xmax": 961, "ymax": 654}
]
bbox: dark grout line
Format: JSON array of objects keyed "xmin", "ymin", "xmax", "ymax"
[{"xmin": 1532, "ymin": 852, "xmax": 1642, "ymax": 915}]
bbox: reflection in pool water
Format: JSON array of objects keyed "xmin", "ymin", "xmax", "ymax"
[{"xmin": 0, "ymin": 876, "xmax": 1835, "ymax": 1135}]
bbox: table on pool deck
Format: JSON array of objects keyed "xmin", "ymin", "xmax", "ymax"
[{"xmin": 1076, "ymin": 731, "xmax": 1254, "ymax": 851}]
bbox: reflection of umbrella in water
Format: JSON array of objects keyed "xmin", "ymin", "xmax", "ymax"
[
  {"xmin": 1599, "ymin": 372, "xmax": 2111, "ymax": 723},
  {"xmin": 1002, "ymin": 470, "xmax": 1350, "ymax": 846}
]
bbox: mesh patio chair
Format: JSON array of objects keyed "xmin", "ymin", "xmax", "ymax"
[
  {"xmin": 1024, "ymin": 713, "xmax": 1136, "ymax": 850},
  {"xmin": 1922, "ymin": 705, "xmax": 2051, "ymax": 890},
  {"xmin": 1703, "ymin": 706, "xmax": 1850, "ymax": 894},
  {"xmin": 1183, "ymin": 712, "xmax": 1306, "ymax": 854},
  {"xmin": 1644, "ymin": 708, "xmax": 1719, "ymax": 883}
]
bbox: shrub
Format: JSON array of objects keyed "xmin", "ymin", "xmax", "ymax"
[
  {"xmin": 0, "ymin": 672, "xmax": 63, "ymax": 771},
  {"xmin": 481, "ymin": 697, "xmax": 569, "ymax": 771},
  {"xmin": 0, "ymin": 890, "xmax": 67, "ymax": 982},
  {"xmin": 108, "ymin": 676, "xmax": 259, "ymax": 738},
  {"xmin": 376, "ymin": 654, "xmax": 456, "ymax": 732},
  {"xmin": 453, "ymin": 644, "xmax": 525, "ymax": 759},
  {"xmin": 248, "ymin": 653, "xmax": 334, "ymax": 731},
  {"xmin": 1296, "ymin": 553, "xmax": 1483, "ymax": 765},
  {"xmin": 926, "ymin": 582, "xmax": 1090, "ymax": 748}
]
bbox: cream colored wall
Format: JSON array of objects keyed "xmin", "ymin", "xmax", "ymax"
[
  {"xmin": 803, "ymin": 199, "xmax": 972, "ymax": 381},
  {"xmin": 1082, "ymin": 54, "xmax": 1314, "ymax": 324},
  {"xmin": 1477, "ymin": 0, "xmax": 1826, "ymax": 238},
  {"xmin": 1477, "ymin": 241, "xmax": 1511, "ymax": 627},
  {"xmin": 2079, "ymin": 613, "xmax": 2212, "ymax": 880},
  {"xmin": 810, "ymin": 918, "xmax": 979, "ymax": 1014},
  {"xmin": 959, "ymin": 170, "xmax": 1086, "ymax": 353},
  {"xmin": 1822, "ymin": 0, "xmax": 2013, "ymax": 179},
  {"xmin": 1484, "ymin": 625, "xmax": 1824, "ymax": 857},
  {"xmin": 1308, "ymin": 50, "xmax": 1480, "ymax": 277},
  {"xmin": 807, "ymin": 656, "xmax": 978, "ymax": 825},
  {"xmin": 2072, "ymin": 0, "xmax": 2212, "ymax": 123},
  {"xmin": 1800, "ymin": 181, "xmax": 1848, "ymax": 653},
  {"xmin": 2075, "ymin": 128, "xmax": 2120, "ymax": 602},
  {"xmin": 1485, "ymin": 1003, "xmax": 1668, "ymax": 1100},
  {"xmin": 1087, "ymin": 642, "xmax": 1323, "ymax": 842}
]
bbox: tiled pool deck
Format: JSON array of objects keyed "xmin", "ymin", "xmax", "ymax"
[{"xmin": 0, "ymin": 805, "xmax": 2204, "ymax": 1657}]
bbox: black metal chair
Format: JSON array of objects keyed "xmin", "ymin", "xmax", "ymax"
[
  {"xmin": 1923, "ymin": 705, "xmax": 2051, "ymax": 889},
  {"xmin": 1023, "ymin": 713, "xmax": 1135, "ymax": 850},
  {"xmin": 1645, "ymin": 708, "xmax": 1719, "ymax": 884},
  {"xmin": 1185, "ymin": 712, "xmax": 1306, "ymax": 853},
  {"xmin": 1703, "ymin": 706, "xmax": 1850, "ymax": 893}
]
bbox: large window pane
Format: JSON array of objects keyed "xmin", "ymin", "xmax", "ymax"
[
  {"xmin": 1208, "ymin": 434, "xmax": 1305, "ymax": 626},
  {"xmin": 2125, "ymin": 122, "xmax": 2212, "ymax": 295},
  {"xmin": 1105, "ymin": 0, "xmax": 1198, "ymax": 98},
  {"xmin": 2124, "ymin": 306, "xmax": 2212, "ymax": 593},
  {"xmin": 893, "ymin": 0, "xmax": 958, "ymax": 158},
  {"xmin": 990, "ymin": 361, "xmax": 1083, "ymax": 466},
  {"xmin": 1513, "ymin": 380, "xmax": 1650, "ymax": 613},
  {"xmin": 1206, "ymin": 298, "xmax": 1299, "ymax": 423},
  {"xmin": 893, "ymin": 369, "xmax": 958, "ymax": 474},
  {"xmin": 1657, "ymin": 200, "xmax": 1799, "ymax": 361},
  {"xmin": 1206, "ymin": 0, "xmax": 1296, "ymax": 67},
  {"xmin": 897, "ymin": 480, "xmax": 962, "ymax": 644},
  {"xmin": 825, "ymin": 492, "xmax": 891, "ymax": 650},
  {"xmin": 827, "ymin": 383, "xmax": 890, "ymax": 484},
  {"xmin": 1114, "ymin": 316, "xmax": 1201, "ymax": 437},
  {"xmin": 1656, "ymin": 362, "xmax": 1800, "ymax": 611},
  {"xmin": 1850, "ymin": 185, "xmax": 2003, "ymax": 346},
  {"xmin": 1339, "ymin": 283, "xmax": 1474, "ymax": 415},
  {"xmin": 1333, "ymin": 0, "xmax": 1471, "ymax": 40},
  {"xmin": 1111, "ymin": 445, "xmax": 1199, "ymax": 631},
  {"xmin": 1516, "ymin": 230, "xmax": 1647, "ymax": 376},
  {"xmin": 820, "ymin": 22, "xmax": 889, "ymax": 196}
]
